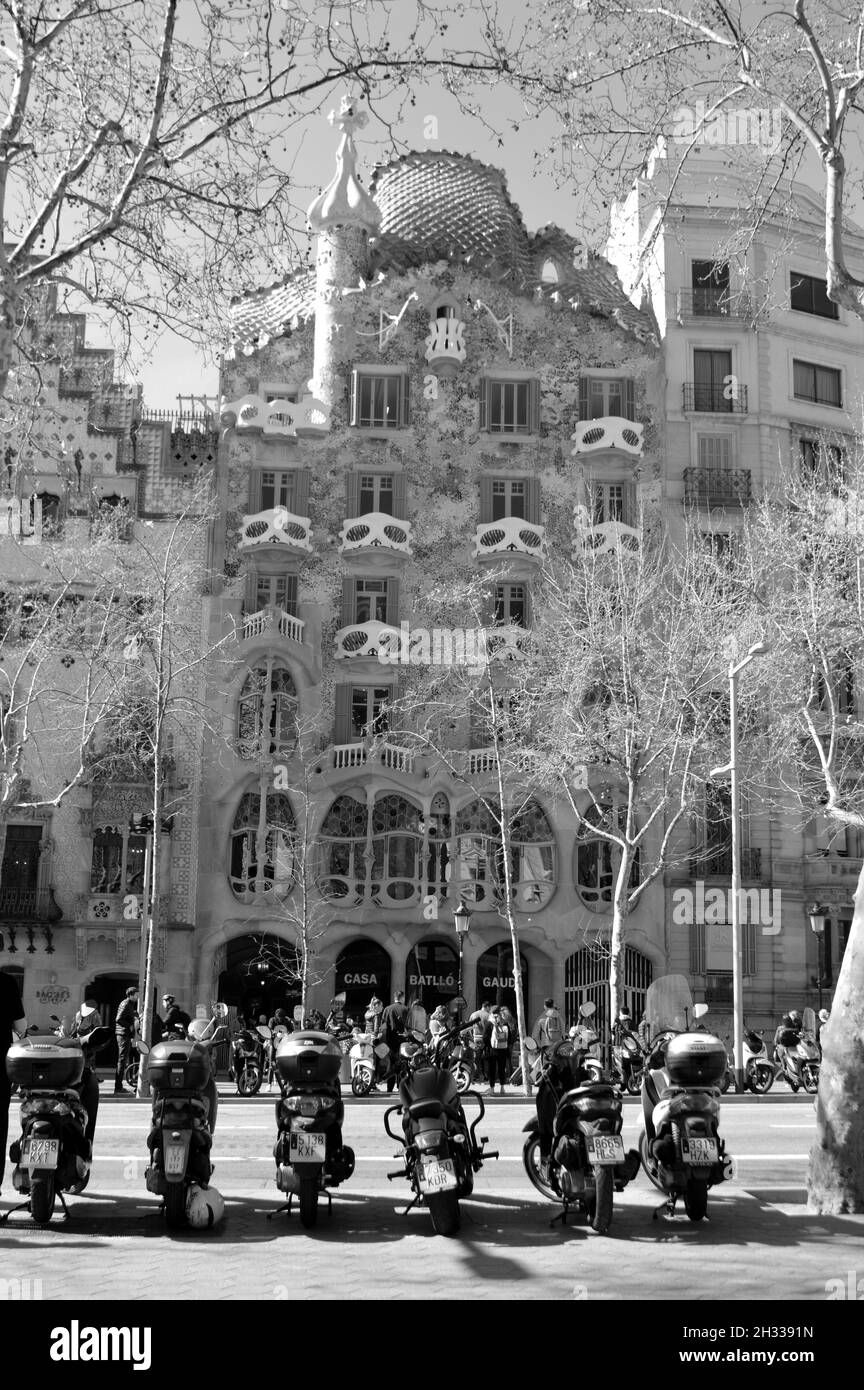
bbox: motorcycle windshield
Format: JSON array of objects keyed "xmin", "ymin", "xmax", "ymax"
[
  {"xmin": 645, "ymin": 975, "xmax": 696, "ymax": 1034},
  {"xmin": 802, "ymin": 1007, "xmax": 816, "ymax": 1035}
]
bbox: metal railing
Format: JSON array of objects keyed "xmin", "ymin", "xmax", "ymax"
[
  {"xmin": 682, "ymin": 383, "xmax": 748, "ymax": 414},
  {"xmin": 683, "ymin": 467, "xmax": 752, "ymax": 507}
]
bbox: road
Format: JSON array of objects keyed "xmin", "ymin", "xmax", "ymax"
[{"xmin": 2, "ymin": 1092, "xmax": 863, "ymax": 1302}]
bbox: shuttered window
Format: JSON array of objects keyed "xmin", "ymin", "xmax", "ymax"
[
  {"xmin": 350, "ymin": 371, "xmax": 411, "ymax": 428},
  {"xmin": 579, "ymin": 377, "xmax": 635, "ymax": 421},
  {"xmin": 252, "ymin": 469, "xmax": 309, "ymax": 516},
  {"xmin": 588, "ymin": 482, "xmax": 636, "ymax": 527},
  {"xmin": 344, "ymin": 577, "xmax": 399, "ymax": 625},
  {"xmin": 347, "ymin": 472, "xmax": 405, "ymax": 517},
  {"xmin": 697, "ymin": 435, "xmax": 732, "ymax": 470},
  {"xmin": 479, "ymin": 377, "xmax": 540, "ymax": 434}
]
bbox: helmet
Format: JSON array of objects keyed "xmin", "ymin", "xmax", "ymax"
[
  {"xmin": 187, "ymin": 1019, "xmax": 211, "ymax": 1041},
  {"xmin": 789, "ymin": 1011, "xmax": 801, "ymax": 1023},
  {"xmin": 819, "ymin": 1009, "xmax": 830, "ymax": 1023},
  {"xmin": 781, "ymin": 1013, "xmax": 794, "ymax": 1026},
  {"xmin": 185, "ymin": 1183, "xmax": 225, "ymax": 1229}
]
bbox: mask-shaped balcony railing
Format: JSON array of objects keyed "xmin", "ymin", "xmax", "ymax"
[
  {"xmin": 572, "ymin": 505, "xmax": 641, "ymax": 559},
  {"xmin": 238, "ymin": 507, "xmax": 313, "ymax": 551},
  {"xmin": 570, "ymin": 417, "xmax": 644, "ymax": 456},
  {"xmin": 220, "ymin": 389, "xmax": 330, "ymax": 436},
  {"xmin": 339, "ymin": 512, "xmax": 413, "ymax": 555},
  {"xmin": 473, "ymin": 517, "xmax": 547, "ymax": 560},
  {"xmin": 334, "ymin": 619, "xmax": 402, "ymax": 660}
]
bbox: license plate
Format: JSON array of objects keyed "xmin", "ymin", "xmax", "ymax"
[
  {"xmin": 23, "ymin": 1138, "xmax": 59, "ymax": 1170},
  {"xmin": 289, "ymin": 1132, "xmax": 326, "ymax": 1163},
  {"xmin": 683, "ymin": 1137, "xmax": 718, "ymax": 1165},
  {"xmin": 586, "ymin": 1134, "xmax": 626, "ymax": 1166},
  {"xmin": 418, "ymin": 1158, "xmax": 457, "ymax": 1194},
  {"xmin": 164, "ymin": 1144, "xmax": 187, "ymax": 1175}
]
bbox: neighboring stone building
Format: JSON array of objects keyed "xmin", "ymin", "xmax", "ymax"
[{"xmin": 607, "ymin": 139, "xmax": 864, "ymax": 1027}]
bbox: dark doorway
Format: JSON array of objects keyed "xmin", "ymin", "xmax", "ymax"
[
  {"xmin": 475, "ymin": 943, "xmax": 529, "ymax": 1015},
  {"xmin": 405, "ymin": 940, "xmax": 459, "ymax": 1013},
  {"xmin": 218, "ymin": 934, "xmax": 301, "ymax": 1024},
  {"xmin": 334, "ymin": 940, "xmax": 391, "ymax": 1023},
  {"xmin": 84, "ymin": 972, "xmax": 141, "ymax": 1066}
]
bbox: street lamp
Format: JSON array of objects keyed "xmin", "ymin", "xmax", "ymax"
[
  {"xmin": 453, "ymin": 900, "xmax": 472, "ymax": 999},
  {"xmin": 131, "ymin": 812, "xmax": 154, "ymax": 1099},
  {"xmin": 710, "ymin": 639, "xmax": 769, "ymax": 1093},
  {"xmin": 808, "ymin": 904, "xmax": 826, "ymax": 1014}
]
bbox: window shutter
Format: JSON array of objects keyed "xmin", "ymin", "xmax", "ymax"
[
  {"xmin": 743, "ymin": 920, "xmax": 757, "ymax": 977},
  {"xmin": 529, "ymin": 377, "xmax": 541, "ymax": 433},
  {"xmin": 392, "ymin": 473, "xmax": 406, "ymax": 517},
  {"xmin": 479, "ymin": 475, "xmax": 494, "ymax": 523},
  {"xmin": 624, "ymin": 482, "xmax": 637, "ymax": 529},
  {"xmin": 334, "ymin": 685, "xmax": 352, "ymax": 744},
  {"xmin": 349, "ymin": 370, "xmax": 360, "ymax": 426},
  {"xmin": 294, "ymin": 468, "xmax": 310, "ymax": 518},
  {"xmin": 399, "ymin": 372, "xmax": 411, "ymax": 426},
  {"xmin": 249, "ymin": 471, "xmax": 263, "ymax": 513},
  {"xmin": 524, "ymin": 583, "xmax": 532, "ymax": 628},
  {"xmin": 345, "ymin": 472, "xmax": 360, "ymax": 517},
  {"xmin": 623, "ymin": 379, "xmax": 635, "ymax": 422},
  {"xmin": 578, "ymin": 377, "xmax": 589, "ymax": 421},
  {"xmin": 690, "ymin": 922, "xmax": 706, "ymax": 975},
  {"xmin": 479, "ymin": 378, "xmax": 489, "ymax": 432},
  {"xmin": 524, "ymin": 477, "xmax": 541, "ymax": 525},
  {"xmin": 340, "ymin": 578, "xmax": 357, "ymax": 628},
  {"xmin": 245, "ymin": 570, "xmax": 259, "ymax": 613},
  {"xmin": 385, "ymin": 577, "xmax": 400, "ymax": 624}
]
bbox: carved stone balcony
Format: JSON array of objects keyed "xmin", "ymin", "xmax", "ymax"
[
  {"xmin": 573, "ymin": 506, "xmax": 641, "ymax": 558},
  {"xmin": 240, "ymin": 606, "xmax": 305, "ymax": 645},
  {"xmin": 332, "ymin": 740, "xmax": 417, "ymax": 773},
  {"xmin": 333, "ymin": 742, "xmax": 367, "ymax": 769},
  {"xmin": 473, "ymin": 517, "xmax": 547, "ymax": 561},
  {"xmin": 238, "ymin": 507, "xmax": 312, "ymax": 552},
  {"xmin": 220, "ymin": 388, "xmax": 330, "ymax": 437},
  {"xmin": 683, "ymin": 467, "xmax": 752, "ymax": 508},
  {"xmin": 339, "ymin": 512, "xmax": 413, "ymax": 556},
  {"xmin": 334, "ymin": 620, "xmax": 402, "ymax": 661},
  {"xmin": 570, "ymin": 417, "xmax": 644, "ymax": 456}
]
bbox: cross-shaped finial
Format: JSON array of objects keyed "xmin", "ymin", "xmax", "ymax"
[{"xmin": 328, "ymin": 95, "xmax": 369, "ymax": 139}]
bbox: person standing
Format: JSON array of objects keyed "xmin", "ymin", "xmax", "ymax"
[
  {"xmin": 484, "ymin": 1005, "xmax": 511, "ymax": 1095},
  {"xmin": 469, "ymin": 1000, "xmax": 492, "ymax": 1084},
  {"xmin": 68, "ymin": 1000, "xmax": 103, "ymax": 1169},
  {"xmin": 0, "ymin": 971, "xmax": 26, "ymax": 1195},
  {"xmin": 114, "ymin": 986, "xmax": 139, "ymax": 1095},
  {"xmin": 533, "ymin": 998, "xmax": 564, "ymax": 1049},
  {"xmin": 380, "ymin": 990, "xmax": 408, "ymax": 1093}
]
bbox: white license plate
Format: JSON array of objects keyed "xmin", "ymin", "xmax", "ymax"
[
  {"xmin": 164, "ymin": 1144, "xmax": 187, "ymax": 1175},
  {"xmin": 289, "ymin": 1132, "xmax": 326, "ymax": 1163},
  {"xmin": 24, "ymin": 1138, "xmax": 59, "ymax": 1170},
  {"xmin": 418, "ymin": 1158, "xmax": 457, "ymax": 1194},
  {"xmin": 586, "ymin": 1134, "xmax": 626, "ymax": 1166},
  {"xmin": 683, "ymin": 1137, "xmax": 718, "ymax": 1165}
]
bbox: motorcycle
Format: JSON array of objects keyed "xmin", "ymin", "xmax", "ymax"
[
  {"xmin": 349, "ymin": 1029, "xmax": 390, "ymax": 1096},
  {"xmin": 270, "ymin": 1030, "xmax": 355, "ymax": 1229},
  {"xmin": 138, "ymin": 1011, "xmax": 227, "ymax": 1229},
  {"xmin": 523, "ymin": 1002, "xmax": 639, "ymax": 1234},
  {"xmin": 384, "ymin": 1028, "xmax": 498, "ymax": 1236},
  {"xmin": 568, "ymin": 1004, "xmax": 605, "ymax": 1083},
  {"xmin": 2, "ymin": 1026, "xmax": 111, "ymax": 1226},
  {"xmin": 231, "ymin": 1025, "xmax": 268, "ymax": 1095},
  {"xmin": 720, "ymin": 1027, "xmax": 774, "ymax": 1094},
  {"xmin": 638, "ymin": 976, "xmax": 732, "ymax": 1222},
  {"xmin": 777, "ymin": 1008, "xmax": 820, "ymax": 1093},
  {"xmin": 611, "ymin": 1032, "xmax": 645, "ymax": 1095}
]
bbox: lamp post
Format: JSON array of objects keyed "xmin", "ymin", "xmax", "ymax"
[
  {"xmin": 453, "ymin": 900, "xmax": 472, "ymax": 1000},
  {"xmin": 131, "ymin": 813, "xmax": 154, "ymax": 1099},
  {"xmin": 711, "ymin": 639, "xmax": 769, "ymax": 1093},
  {"xmin": 808, "ymin": 905, "xmax": 826, "ymax": 1014}
]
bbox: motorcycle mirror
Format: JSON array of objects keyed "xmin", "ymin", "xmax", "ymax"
[
  {"xmin": 137, "ymin": 1041, "xmax": 150, "ymax": 1056},
  {"xmin": 411, "ymin": 1029, "xmax": 426, "ymax": 1044},
  {"xmin": 523, "ymin": 1037, "xmax": 539, "ymax": 1055},
  {"xmin": 579, "ymin": 1001, "xmax": 597, "ymax": 1018},
  {"xmin": 50, "ymin": 1015, "xmax": 61, "ymax": 1022},
  {"xmin": 214, "ymin": 1002, "xmax": 229, "ymax": 1020},
  {"xmin": 693, "ymin": 1003, "xmax": 709, "ymax": 1020},
  {"xmin": 257, "ymin": 1025, "xmax": 272, "ymax": 1039}
]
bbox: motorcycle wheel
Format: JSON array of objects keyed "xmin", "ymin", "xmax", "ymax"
[
  {"xmin": 124, "ymin": 1062, "xmax": 139, "ymax": 1088},
  {"xmin": 164, "ymin": 1183, "xmax": 187, "ymax": 1230},
  {"xmin": 351, "ymin": 1070, "xmax": 373, "ymax": 1097},
  {"xmin": 802, "ymin": 1065, "xmax": 819, "ymax": 1094},
  {"xmin": 639, "ymin": 1131, "xmax": 665, "ymax": 1192},
  {"xmin": 787, "ymin": 1077, "xmax": 800, "ymax": 1093},
  {"xmin": 30, "ymin": 1175, "xmax": 56, "ymax": 1225},
  {"xmin": 451, "ymin": 1062, "xmax": 472, "ymax": 1094},
  {"xmin": 237, "ymin": 1064, "xmax": 262, "ymax": 1097},
  {"xmin": 298, "ymin": 1177, "xmax": 318, "ymax": 1229},
  {"xmin": 684, "ymin": 1178, "xmax": 709, "ymax": 1222},
  {"xmin": 749, "ymin": 1064, "xmax": 774, "ymax": 1095},
  {"xmin": 587, "ymin": 1168, "xmax": 614, "ymax": 1234},
  {"xmin": 521, "ymin": 1134, "xmax": 558, "ymax": 1203},
  {"xmin": 719, "ymin": 1070, "xmax": 732, "ymax": 1095},
  {"xmin": 427, "ymin": 1190, "xmax": 460, "ymax": 1236}
]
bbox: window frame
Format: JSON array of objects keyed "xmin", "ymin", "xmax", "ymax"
[
  {"xmin": 479, "ymin": 374, "xmax": 541, "ymax": 436},
  {"xmin": 350, "ymin": 367, "xmax": 411, "ymax": 431},
  {"xmin": 790, "ymin": 271, "xmax": 839, "ymax": 320},
  {"xmin": 792, "ymin": 358, "xmax": 843, "ymax": 408}
]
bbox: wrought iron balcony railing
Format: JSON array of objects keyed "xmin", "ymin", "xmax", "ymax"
[
  {"xmin": 677, "ymin": 289, "xmax": 749, "ymax": 320},
  {"xmin": 683, "ymin": 467, "xmax": 752, "ymax": 507},
  {"xmin": 682, "ymin": 383, "xmax": 748, "ymax": 414}
]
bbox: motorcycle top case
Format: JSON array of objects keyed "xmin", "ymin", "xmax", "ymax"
[
  {"xmin": 147, "ymin": 1039, "xmax": 212, "ymax": 1091},
  {"xmin": 275, "ymin": 1030, "xmax": 342, "ymax": 1084},
  {"xmin": 664, "ymin": 1032, "xmax": 727, "ymax": 1087},
  {"xmin": 5, "ymin": 1036, "xmax": 85, "ymax": 1089}
]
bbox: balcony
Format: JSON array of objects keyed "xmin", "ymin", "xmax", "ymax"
[
  {"xmin": 570, "ymin": 417, "xmax": 644, "ymax": 456},
  {"xmin": 238, "ymin": 507, "xmax": 313, "ymax": 552},
  {"xmin": 682, "ymin": 383, "xmax": 748, "ymax": 414},
  {"xmin": 465, "ymin": 747, "xmax": 541, "ymax": 776},
  {"xmin": 0, "ymin": 887, "xmax": 50, "ymax": 919},
  {"xmin": 690, "ymin": 848, "xmax": 763, "ymax": 878},
  {"xmin": 240, "ymin": 606, "xmax": 305, "ymax": 645},
  {"xmin": 339, "ymin": 512, "xmax": 413, "ymax": 556},
  {"xmin": 219, "ymin": 389, "xmax": 330, "ymax": 437},
  {"xmin": 334, "ymin": 620, "xmax": 402, "ymax": 661},
  {"xmin": 573, "ymin": 509, "xmax": 641, "ymax": 558},
  {"xmin": 683, "ymin": 467, "xmax": 752, "ymax": 507},
  {"xmin": 676, "ymin": 289, "xmax": 749, "ymax": 321},
  {"xmin": 473, "ymin": 517, "xmax": 547, "ymax": 561},
  {"xmin": 332, "ymin": 740, "xmax": 417, "ymax": 773}
]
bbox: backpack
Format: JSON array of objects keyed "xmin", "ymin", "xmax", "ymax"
[
  {"xmin": 542, "ymin": 1012, "xmax": 563, "ymax": 1045},
  {"xmin": 491, "ymin": 1020, "xmax": 509, "ymax": 1049}
]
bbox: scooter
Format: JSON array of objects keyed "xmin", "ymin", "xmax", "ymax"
[
  {"xmin": 270, "ymin": 1030, "xmax": 355, "ymax": 1229},
  {"xmin": 720, "ymin": 1027, "xmax": 774, "ymax": 1094},
  {"xmin": 232, "ymin": 1025, "xmax": 268, "ymax": 1096},
  {"xmin": 139, "ymin": 1011, "xmax": 227, "ymax": 1229},
  {"xmin": 384, "ymin": 1027, "xmax": 498, "ymax": 1236},
  {"xmin": 777, "ymin": 1008, "xmax": 820, "ymax": 1093},
  {"xmin": 611, "ymin": 1032, "xmax": 645, "ymax": 1095},
  {"xmin": 523, "ymin": 1002, "xmax": 639, "ymax": 1233},
  {"xmin": 568, "ymin": 1003, "xmax": 605, "ymax": 1082},
  {"xmin": 349, "ymin": 1029, "xmax": 389, "ymax": 1096},
  {"xmin": 2, "ymin": 1026, "xmax": 111, "ymax": 1226},
  {"xmin": 638, "ymin": 976, "xmax": 732, "ymax": 1222}
]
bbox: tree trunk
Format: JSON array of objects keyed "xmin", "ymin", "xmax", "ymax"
[
  {"xmin": 807, "ymin": 862, "xmax": 864, "ymax": 1213},
  {"xmin": 608, "ymin": 848, "xmax": 633, "ymax": 1036}
]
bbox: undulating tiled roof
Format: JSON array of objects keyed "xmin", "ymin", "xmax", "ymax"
[{"xmin": 229, "ymin": 151, "xmax": 656, "ymax": 348}]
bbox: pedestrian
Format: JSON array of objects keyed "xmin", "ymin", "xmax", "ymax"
[
  {"xmin": 469, "ymin": 999, "xmax": 493, "ymax": 1083},
  {"xmin": 533, "ymin": 998, "xmax": 564, "ymax": 1049},
  {"xmin": 114, "ymin": 986, "xmax": 139, "ymax": 1095},
  {"xmin": 637, "ymin": 1011, "xmax": 652, "ymax": 1051},
  {"xmin": 68, "ymin": 1000, "xmax": 102, "ymax": 1163},
  {"xmin": 380, "ymin": 990, "xmax": 409, "ymax": 1093},
  {"xmin": 161, "ymin": 993, "xmax": 192, "ymax": 1038},
  {"xmin": 816, "ymin": 1008, "xmax": 830, "ymax": 1049},
  {"xmin": 0, "ymin": 970, "xmax": 26, "ymax": 1195},
  {"xmin": 484, "ymin": 1004, "xmax": 512, "ymax": 1095},
  {"xmin": 773, "ymin": 1011, "xmax": 802, "ymax": 1084}
]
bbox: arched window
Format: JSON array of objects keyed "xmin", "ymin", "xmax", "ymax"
[
  {"xmin": 510, "ymin": 801, "xmax": 556, "ymax": 906},
  {"xmin": 575, "ymin": 799, "xmax": 640, "ymax": 912},
  {"xmin": 372, "ymin": 794, "xmax": 423, "ymax": 903},
  {"xmin": 319, "ymin": 794, "xmax": 368, "ymax": 902},
  {"xmin": 318, "ymin": 793, "xmax": 425, "ymax": 905},
  {"xmin": 229, "ymin": 792, "xmax": 295, "ymax": 900},
  {"xmin": 453, "ymin": 798, "xmax": 556, "ymax": 909},
  {"xmin": 237, "ymin": 665, "xmax": 298, "ymax": 759}
]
